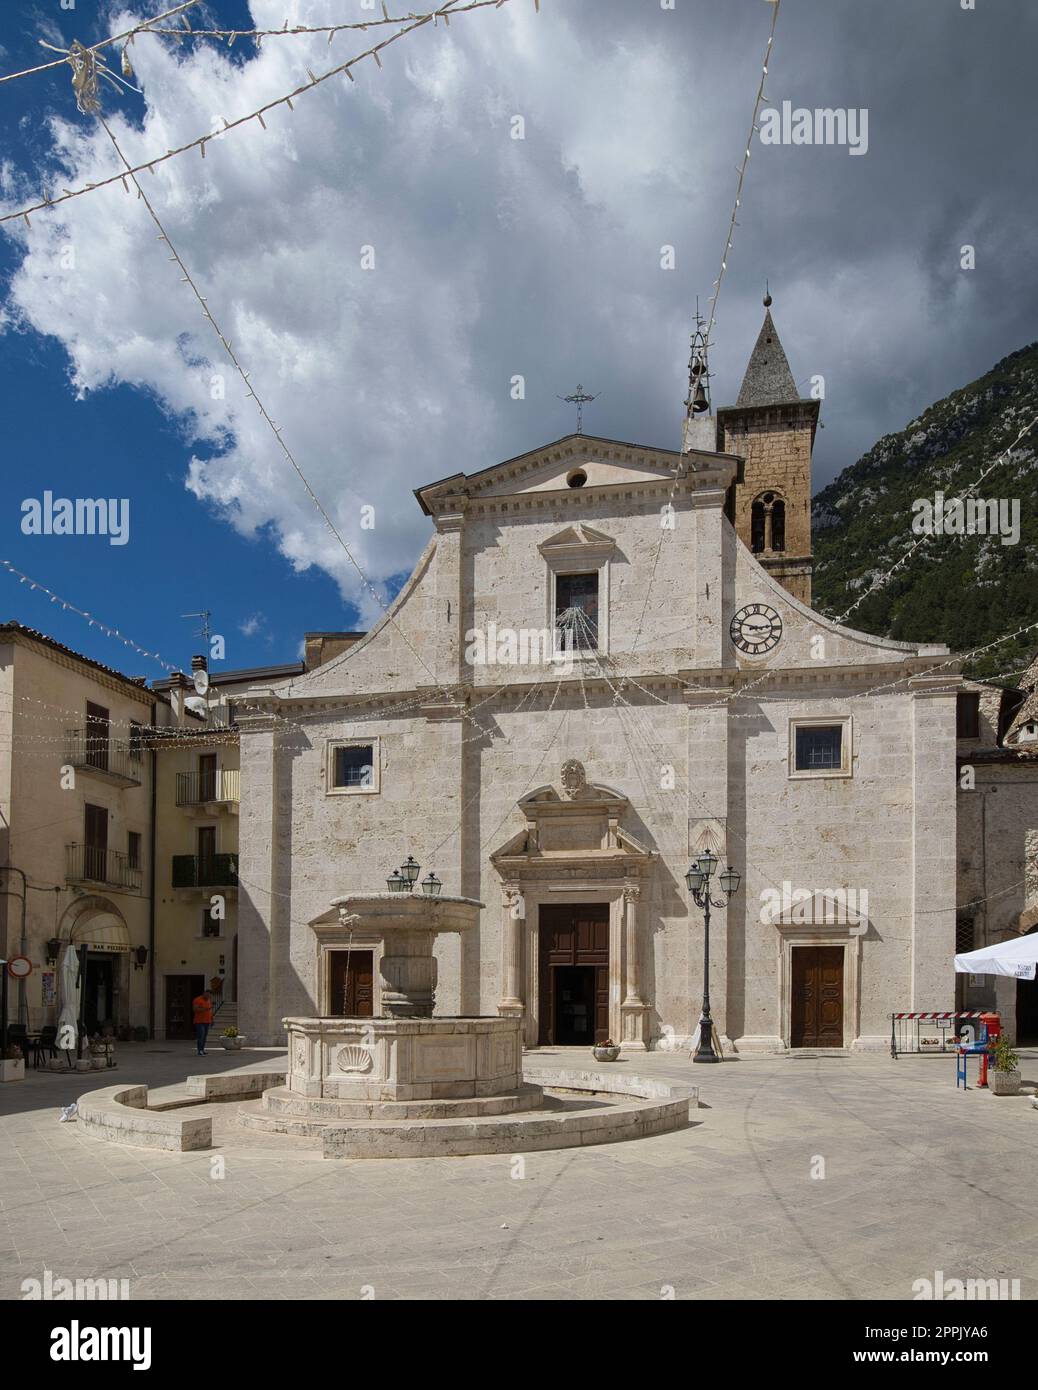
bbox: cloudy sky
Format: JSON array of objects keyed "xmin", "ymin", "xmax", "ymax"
[{"xmin": 0, "ymin": 0, "xmax": 1035, "ymax": 671}]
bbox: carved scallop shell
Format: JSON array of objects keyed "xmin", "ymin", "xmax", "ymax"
[{"xmin": 335, "ymin": 1044, "xmax": 373, "ymax": 1074}]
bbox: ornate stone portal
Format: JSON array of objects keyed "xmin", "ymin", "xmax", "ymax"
[{"xmin": 491, "ymin": 765, "xmax": 656, "ymax": 1049}]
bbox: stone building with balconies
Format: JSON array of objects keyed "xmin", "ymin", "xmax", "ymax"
[{"xmin": 0, "ymin": 622, "xmax": 158, "ymax": 1037}]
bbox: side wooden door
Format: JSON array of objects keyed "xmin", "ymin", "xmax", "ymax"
[{"xmin": 791, "ymin": 947, "xmax": 844, "ymax": 1047}]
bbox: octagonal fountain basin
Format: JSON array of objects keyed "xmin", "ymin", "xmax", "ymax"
[
  {"xmin": 283, "ymin": 1014, "xmax": 524, "ymax": 1104},
  {"xmin": 239, "ymin": 1018, "xmax": 699, "ymax": 1156}
]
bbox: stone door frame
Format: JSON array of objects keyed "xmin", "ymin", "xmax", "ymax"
[
  {"xmin": 523, "ymin": 883, "xmax": 625, "ymax": 1049},
  {"xmin": 776, "ymin": 921, "xmax": 863, "ymax": 1050}
]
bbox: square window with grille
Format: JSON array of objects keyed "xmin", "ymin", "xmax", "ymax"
[
  {"xmin": 331, "ymin": 743, "xmax": 375, "ymax": 791},
  {"xmin": 794, "ymin": 724, "xmax": 844, "ymax": 771},
  {"xmin": 956, "ymin": 917, "xmax": 975, "ymax": 954}
]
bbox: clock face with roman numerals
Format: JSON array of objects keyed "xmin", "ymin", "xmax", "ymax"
[{"xmin": 729, "ymin": 602, "xmax": 783, "ymax": 656}]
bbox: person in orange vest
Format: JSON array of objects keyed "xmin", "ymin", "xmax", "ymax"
[{"xmin": 192, "ymin": 989, "xmax": 214, "ymax": 1056}]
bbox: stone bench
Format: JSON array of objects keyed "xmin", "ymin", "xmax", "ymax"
[
  {"xmin": 77, "ymin": 1084, "xmax": 211, "ymax": 1152},
  {"xmin": 77, "ymin": 1070, "xmax": 288, "ymax": 1152}
]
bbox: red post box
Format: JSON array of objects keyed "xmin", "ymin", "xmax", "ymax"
[{"xmin": 978, "ymin": 1012, "xmax": 1001, "ymax": 1087}]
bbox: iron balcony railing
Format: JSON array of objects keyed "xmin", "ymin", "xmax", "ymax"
[
  {"xmin": 64, "ymin": 728, "xmax": 143, "ymax": 784},
  {"xmin": 171, "ymin": 853, "xmax": 239, "ymax": 889},
  {"xmin": 175, "ymin": 768, "xmax": 240, "ymax": 806},
  {"xmin": 66, "ymin": 843, "xmax": 144, "ymax": 892}
]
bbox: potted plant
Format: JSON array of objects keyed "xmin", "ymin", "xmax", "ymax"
[
  {"xmin": 592, "ymin": 1038, "xmax": 621, "ymax": 1062},
  {"xmin": 0, "ymin": 1045, "xmax": 24, "ymax": 1082},
  {"xmin": 221, "ymin": 1026, "xmax": 246, "ymax": 1051},
  {"xmin": 989, "ymin": 1034, "xmax": 1022, "ymax": 1096}
]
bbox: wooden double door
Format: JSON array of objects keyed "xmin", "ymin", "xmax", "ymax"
[
  {"xmin": 790, "ymin": 947, "xmax": 844, "ymax": 1048},
  {"xmin": 328, "ymin": 950, "xmax": 374, "ymax": 1017},
  {"xmin": 538, "ymin": 904, "xmax": 610, "ymax": 1045}
]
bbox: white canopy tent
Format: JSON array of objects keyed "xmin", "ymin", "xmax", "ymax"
[{"xmin": 954, "ymin": 934, "xmax": 1038, "ymax": 980}]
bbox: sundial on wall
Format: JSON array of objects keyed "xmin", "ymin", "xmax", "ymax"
[{"xmin": 729, "ymin": 602, "xmax": 783, "ymax": 656}]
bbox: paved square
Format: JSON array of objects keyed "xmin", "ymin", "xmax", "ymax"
[{"xmin": 2, "ymin": 1044, "xmax": 1035, "ymax": 1301}]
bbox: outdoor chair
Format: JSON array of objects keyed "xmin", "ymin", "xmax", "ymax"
[{"xmin": 31, "ymin": 1026, "xmax": 58, "ymax": 1069}]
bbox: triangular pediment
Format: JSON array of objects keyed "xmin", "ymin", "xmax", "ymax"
[
  {"xmin": 415, "ymin": 434, "xmax": 724, "ymax": 516},
  {"xmin": 539, "ymin": 522, "xmax": 615, "ymax": 556}
]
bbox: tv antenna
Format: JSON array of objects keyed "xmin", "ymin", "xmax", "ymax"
[{"xmin": 181, "ymin": 610, "xmax": 212, "ymax": 648}]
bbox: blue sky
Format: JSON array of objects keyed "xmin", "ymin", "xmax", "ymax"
[{"xmin": 1, "ymin": 0, "xmax": 1035, "ymax": 683}]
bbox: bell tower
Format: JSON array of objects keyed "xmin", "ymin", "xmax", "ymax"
[{"xmin": 717, "ymin": 292, "xmax": 819, "ymax": 605}]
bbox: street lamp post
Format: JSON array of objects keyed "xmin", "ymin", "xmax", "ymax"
[{"xmin": 684, "ymin": 851, "xmax": 741, "ymax": 1063}]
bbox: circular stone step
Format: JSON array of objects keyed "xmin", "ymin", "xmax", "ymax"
[{"xmin": 258, "ymin": 1082, "xmax": 545, "ymax": 1123}]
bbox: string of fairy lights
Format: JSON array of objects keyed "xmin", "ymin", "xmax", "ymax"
[
  {"xmin": 0, "ymin": 0, "xmax": 521, "ymax": 88},
  {"xmin": 4, "ymin": 544, "xmax": 1038, "ymax": 749},
  {"xmin": 0, "ymin": 0, "xmax": 526, "ymax": 229},
  {"xmin": 1, "ymin": 551, "xmax": 1031, "ymax": 925},
  {"xmin": 698, "ymin": 0, "xmax": 780, "ymax": 365}
]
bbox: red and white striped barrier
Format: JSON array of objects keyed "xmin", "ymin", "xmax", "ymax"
[
  {"xmin": 890, "ymin": 1011, "xmax": 985, "ymax": 1057},
  {"xmin": 892, "ymin": 1011, "xmax": 983, "ymax": 1020}
]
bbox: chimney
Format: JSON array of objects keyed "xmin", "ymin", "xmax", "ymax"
[{"xmin": 168, "ymin": 671, "xmax": 192, "ymax": 727}]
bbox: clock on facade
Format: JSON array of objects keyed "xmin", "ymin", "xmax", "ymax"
[{"xmin": 729, "ymin": 603, "xmax": 783, "ymax": 655}]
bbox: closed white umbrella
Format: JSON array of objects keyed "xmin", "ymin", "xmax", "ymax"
[
  {"xmin": 954, "ymin": 933, "xmax": 1038, "ymax": 980},
  {"xmin": 55, "ymin": 945, "xmax": 82, "ymax": 1053}
]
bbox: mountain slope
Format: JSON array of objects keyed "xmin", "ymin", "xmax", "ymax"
[{"xmin": 812, "ymin": 341, "xmax": 1038, "ymax": 679}]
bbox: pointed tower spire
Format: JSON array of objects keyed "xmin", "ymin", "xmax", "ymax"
[
  {"xmin": 735, "ymin": 291, "xmax": 799, "ymax": 407},
  {"xmin": 716, "ymin": 286, "xmax": 820, "ymax": 606}
]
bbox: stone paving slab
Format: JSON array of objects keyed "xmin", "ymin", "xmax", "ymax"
[{"xmin": 1, "ymin": 1041, "xmax": 1036, "ymax": 1300}]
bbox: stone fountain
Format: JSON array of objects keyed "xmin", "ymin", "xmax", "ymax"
[
  {"xmin": 240, "ymin": 890, "xmax": 697, "ymax": 1157},
  {"xmin": 279, "ymin": 891, "xmax": 531, "ymax": 1112}
]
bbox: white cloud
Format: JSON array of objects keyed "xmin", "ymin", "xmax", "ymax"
[{"xmin": 238, "ymin": 612, "xmax": 264, "ymax": 637}]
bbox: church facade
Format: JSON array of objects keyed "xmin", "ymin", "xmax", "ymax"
[{"xmin": 235, "ymin": 307, "xmax": 960, "ymax": 1052}]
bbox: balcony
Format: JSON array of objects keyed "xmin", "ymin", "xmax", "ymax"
[
  {"xmin": 172, "ymin": 853, "xmax": 239, "ymax": 890},
  {"xmin": 66, "ymin": 843, "xmax": 143, "ymax": 893},
  {"xmin": 65, "ymin": 728, "xmax": 143, "ymax": 787},
  {"xmin": 176, "ymin": 768, "xmax": 240, "ymax": 815}
]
